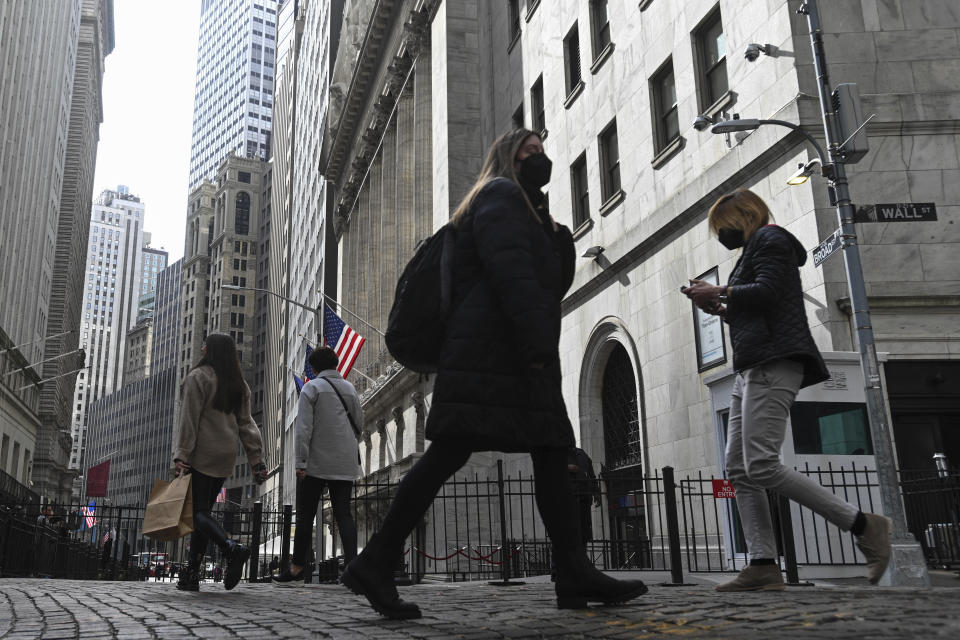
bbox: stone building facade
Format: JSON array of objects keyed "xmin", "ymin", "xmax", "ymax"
[
  {"xmin": 317, "ymin": 0, "xmax": 959, "ymax": 575},
  {"xmin": 0, "ymin": 0, "xmax": 113, "ymax": 504},
  {"xmin": 177, "ymin": 155, "xmax": 271, "ymax": 507}
]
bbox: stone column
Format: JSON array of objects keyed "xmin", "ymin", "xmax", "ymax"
[{"xmin": 391, "ymin": 406, "xmax": 406, "ymax": 461}]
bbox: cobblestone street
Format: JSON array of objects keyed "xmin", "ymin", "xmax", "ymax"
[{"xmin": 1, "ymin": 572, "xmax": 958, "ymax": 639}]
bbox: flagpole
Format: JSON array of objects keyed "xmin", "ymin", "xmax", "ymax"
[{"xmin": 319, "ymin": 292, "xmax": 386, "ymax": 337}]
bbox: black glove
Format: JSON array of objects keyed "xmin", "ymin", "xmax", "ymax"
[{"xmin": 252, "ymin": 463, "xmax": 268, "ymax": 485}]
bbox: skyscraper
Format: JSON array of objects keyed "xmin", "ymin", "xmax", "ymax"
[
  {"xmin": 1, "ymin": 0, "xmax": 113, "ymax": 504},
  {"xmin": 188, "ymin": 0, "xmax": 278, "ymax": 190},
  {"xmin": 70, "ymin": 187, "xmax": 146, "ymax": 474}
]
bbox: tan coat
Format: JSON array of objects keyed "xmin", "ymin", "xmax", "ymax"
[{"xmin": 173, "ymin": 365, "xmax": 264, "ymax": 478}]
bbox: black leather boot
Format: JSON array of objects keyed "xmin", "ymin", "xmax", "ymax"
[
  {"xmin": 341, "ymin": 536, "xmax": 421, "ymax": 620},
  {"xmin": 176, "ymin": 563, "xmax": 200, "ymax": 592},
  {"xmin": 554, "ymin": 550, "xmax": 648, "ymax": 609},
  {"xmin": 223, "ymin": 539, "xmax": 250, "ymax": 591}
]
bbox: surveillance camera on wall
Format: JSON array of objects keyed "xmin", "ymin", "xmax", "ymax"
[
  {"xmin": 693, "ymin": 114, "xmax": 714, "ymax": 131},
  {"xmin": 744, "ymin": 43, "xmax": 770, "ymax": 62}
]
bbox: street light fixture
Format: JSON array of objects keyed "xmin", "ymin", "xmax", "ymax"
[{"xmin": 786, "ymin": 159, "xmax": 822, "ymax": 186}]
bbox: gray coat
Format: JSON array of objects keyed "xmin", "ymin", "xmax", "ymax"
[{"xmin": 295, "ymin": 370, "xmax": 363, "ymax": 481}]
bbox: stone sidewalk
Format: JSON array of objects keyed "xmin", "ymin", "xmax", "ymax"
[{"xmin": 1, "ymin": 572, "xmax": 958, "ymax": 639}]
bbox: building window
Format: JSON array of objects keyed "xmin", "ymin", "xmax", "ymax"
[
  {"xmin": 570, "ymin": 152, "xmax": 590, "ymax": 229},
  {"xmin": 512, "ymin": 103, "xmax": 524, "ymax": 130},
  {"xmin": 598, "ymin": 119, "xmax": 621, "ymax": 203},
  {"xmin": 589, "ymin": 0, "xmax": 611, "ymax": 60},
  {"xmin": 694, "ymin": 6, "xmax": 728, "ymax": 109},
  {"xmin": 791, "ymin": 402, "xmax": 874, "ymax": 456},
  {"xmin": 651, "ymin": 59, "xmax": 679, "ymax": 152},
  {"xmin": 531, "ymin": 75, "xmax": 545, "ymax": 134},
  {"xmin": 235, "ymin": 192, "xmax": 250, "ymax": 234},
  {"xmin": 563, "ymin": 23, "xmax": 583, "ymax": 98},
  {"xmin": 508, "ymin": 0, "xmax": 521, "ymax": 42}
]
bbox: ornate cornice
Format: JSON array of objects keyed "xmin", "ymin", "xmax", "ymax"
[{"xmin": 327, "ymin": 2, "xmax": 434, "ymax": 240}]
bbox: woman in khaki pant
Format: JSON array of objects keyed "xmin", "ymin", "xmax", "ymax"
[{"xmin": 685, "ymin": 190, "xmax": 892, "ymax": 590}]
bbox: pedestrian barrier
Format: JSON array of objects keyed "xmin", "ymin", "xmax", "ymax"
[{"xmin": 2, "ymin": 464, "xmax": 956, "ymax": 584}]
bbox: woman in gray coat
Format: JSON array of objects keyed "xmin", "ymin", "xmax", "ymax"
[{"xmin": 273, "ymin": 346, "xmax": 363, "ymax": 585}]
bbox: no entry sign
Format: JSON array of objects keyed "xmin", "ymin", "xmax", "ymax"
[{"xmin": 713, "ymin": 478, "xmax": 735, "ymax": 499}]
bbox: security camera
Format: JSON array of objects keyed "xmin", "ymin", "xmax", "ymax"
[
  {"xmin": 693, "ymin": 114, "xmax": 714, "ymax": 131},
  {"xmin": 744, "ymin": 43, "xmax": 769, "ymax": 62}
]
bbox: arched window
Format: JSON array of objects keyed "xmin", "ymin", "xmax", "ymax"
[
  {"xmin": 602, "ymin": 344, "xmax": 641, "ymax": 470},
  {"xmin": 235, "ymin": 192, "xmax": 250, "ymax": 235}
]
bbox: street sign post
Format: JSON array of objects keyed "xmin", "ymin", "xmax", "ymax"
[
  {"xmin": 855, "ymin": 203, "xmax": 937, "ymax": 223},
  {"xmin": 812, "ymin": 228, "xmax": 842, "ymax": 267}
]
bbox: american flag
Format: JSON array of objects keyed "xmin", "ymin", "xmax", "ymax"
[
  {"xmin": 323, "ymin": 304, "xmax": 365, "ymax": 379},
  {"xmin": 216, "ymin": 487, "xmax": 226, "ymax": 504},
  {"xmin": 303, "ymin": 345, "xmax": 317, "ymax": 381},
  {"xmin": 80, "ymin": 502, "xmax": 96, "ymax": 529}
]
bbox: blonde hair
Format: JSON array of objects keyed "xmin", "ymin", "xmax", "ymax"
[
  {"xmin": 707, "ymin": 189, "xmax": 772, "ymax": 240},
  {"xmin": 449, "ymin": 129, "xmax": 541, "ymax": 225}
]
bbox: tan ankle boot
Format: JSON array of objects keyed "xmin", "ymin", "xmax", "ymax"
[
  {"xmin": 715, "ymin": 564, "xmax": 785, "ymax": 592},
  {"xmin": 856, "ymin": 513, "xmax": 892, "ymax": 584}
]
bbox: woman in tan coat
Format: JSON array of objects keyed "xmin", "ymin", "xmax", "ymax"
[{"xmin": 173, "ymin": 333, "xmax": 267, "ymax": 592}]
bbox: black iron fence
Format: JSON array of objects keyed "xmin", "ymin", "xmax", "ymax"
[{"xmin": 2, "ymin": 463, "xmax": 957, "ymax": 584}]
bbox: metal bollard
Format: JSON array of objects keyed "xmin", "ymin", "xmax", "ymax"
[
  {"xmin": 249, "ymin": 502, "xmax": 263, "ymax": 582},
  {"xmin": 662, "ymin": 466, "xmax": 685, "ymax": 585}
]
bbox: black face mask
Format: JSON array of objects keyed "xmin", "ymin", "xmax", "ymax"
[
  {"xmin": 718, "ymin": 228, "xmax": 745, "ymax": 250},
  {"xmin": 518, "ymin": 152, "xmax": 553, "ymax": 189}
]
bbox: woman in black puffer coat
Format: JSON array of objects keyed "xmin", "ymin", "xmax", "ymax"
[
  {"xmin": 341, "ymin": 130, "xmax": 647, "ymax": 620},
  {"xmin": 685, "ymin": 189, "xmax": 892, "ymax": 592}
]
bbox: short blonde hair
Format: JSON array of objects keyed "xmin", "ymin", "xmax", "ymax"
[{"xmin": 707, "ymin": 189, "xmax": 771, "ymax": 240}]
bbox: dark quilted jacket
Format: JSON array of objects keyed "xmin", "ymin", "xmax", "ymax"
[
  {"xmin": 725, "ymin": 225, "xmax": 829, "ymax": 388},
  {"xmin": 424, "ymin": 178, "xmax": 577, "ymax": 452}
]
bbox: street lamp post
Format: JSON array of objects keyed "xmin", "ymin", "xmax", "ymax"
[{"xmin": 706, "ymin": 0, "xmax": 929, "ymax": 586}]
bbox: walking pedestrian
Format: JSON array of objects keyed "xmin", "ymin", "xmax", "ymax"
[
  {"xmin": 341, "ymin": 129, "xmax": 648, "ymax": 619},
  {"xmin": 274, "ymin": 346, "xmax": 362, "ymax": 586},
  {"xmin": 173, "ymin": 333, "xmax": 268, "ymax": 592},
  {"xmin": 684, "ymin": 189, "xmax": 892, "ymax": 590}
]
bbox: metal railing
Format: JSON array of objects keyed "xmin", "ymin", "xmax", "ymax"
[{"xmin": 2, "ymin": 463, "xmax": 957, "ymax": 584}]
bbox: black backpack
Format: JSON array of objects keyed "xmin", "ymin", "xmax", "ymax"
[{"xmin": 385, "ymin": 224, "xmax": 456, "ymax": 373}]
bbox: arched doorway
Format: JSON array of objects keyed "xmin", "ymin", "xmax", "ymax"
[{"xmin": 599, "ymin": 344, "xmax": 648, "ymax": 568}]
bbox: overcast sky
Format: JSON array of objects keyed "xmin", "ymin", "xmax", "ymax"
[{"xmin": 92, "ymin": 0, "xmax": 201, "ymax": 262}]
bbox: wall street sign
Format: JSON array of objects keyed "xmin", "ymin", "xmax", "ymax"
[{"xmin": 854, "ymin": 203, "xmax": 938, "ymax": 223}]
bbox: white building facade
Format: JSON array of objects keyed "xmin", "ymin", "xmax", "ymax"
[
  {"xmin": 189, "ymin": 0, "xmax": 279, "ymax": 190},
  {"xmin": 71, "ymin": 187, "xmax": 146, "ymax": 474}
]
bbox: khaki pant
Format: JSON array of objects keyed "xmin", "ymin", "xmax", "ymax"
[{"xmin": 726, "ymin": 358, "xmax": 859, "ymax": 560}]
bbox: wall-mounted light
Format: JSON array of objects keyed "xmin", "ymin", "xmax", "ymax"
[{"xmin": 581, "ymin": 246, "xmax": 605, "ymax": 259}]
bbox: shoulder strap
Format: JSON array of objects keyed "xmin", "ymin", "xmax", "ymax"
[{"xmin": 317, "ymin": 376, "xmax": 361, "ymax": 440}]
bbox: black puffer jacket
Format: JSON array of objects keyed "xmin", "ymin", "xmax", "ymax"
[
  {"xmin": 725, "ymin": 225, "xmax": 829, "ymax": 388},
  {"xmin": 424, "ymin": 178, "xmax": 577, "ymax": 452}
]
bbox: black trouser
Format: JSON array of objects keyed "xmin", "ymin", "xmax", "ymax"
[
  {"xmin": 293, "ymin": 476, "xmax": 357, "ymax": 567},
  {"xmin": 188, "ymin": 469, "xmax": 229, "ymax": 568},
  {"xmin": 373, "ymin": 441, "xmax": 580, "ymax": 558}
]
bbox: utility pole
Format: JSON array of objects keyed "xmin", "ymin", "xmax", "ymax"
[{"xmin": 799, "ymin": 0, "xmax": 928, "ymax": 586}]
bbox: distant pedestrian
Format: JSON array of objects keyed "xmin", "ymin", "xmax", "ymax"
[
  {"xmin": 684, "ymin": 189, "xmax": 892, "ymax": 590},
  {"xmin": 269, "ymin": 556, "xmax": 279, "ymax": 576},
  {"xmin": 36, "ymin": 505, "xmax": 53, "ymax": 527},
  {"xmin": 274, "ymin": 346, "xmax": 361, "ymax": 586},
  {"xmin": 173, "ymin": 333, "xmax": 268, "ymax": 592},
  {"xmin": 341, "ymin": 129, "xmax": 647, "ymax": 619}
]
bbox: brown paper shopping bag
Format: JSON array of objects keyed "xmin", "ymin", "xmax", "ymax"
[{"xmin": 142, "ymin": 472, "xmax": 194, "ymax": 540}]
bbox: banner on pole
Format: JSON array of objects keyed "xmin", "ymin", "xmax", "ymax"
[{"xmin": 87, "ymin": 460, "xmax": 111, "ymax": 497}]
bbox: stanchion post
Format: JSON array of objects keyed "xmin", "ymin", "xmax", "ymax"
[
  {"xmin": 662, "ymin": 466, "xmax": 685, "ymax": 585},
  {"xmin": 280, "ymin": 504, "xmax": 293, "ymax": 572},
  {"xmin": 249, "ymin": 502, "xmax": 263, "ymax": 582}
]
